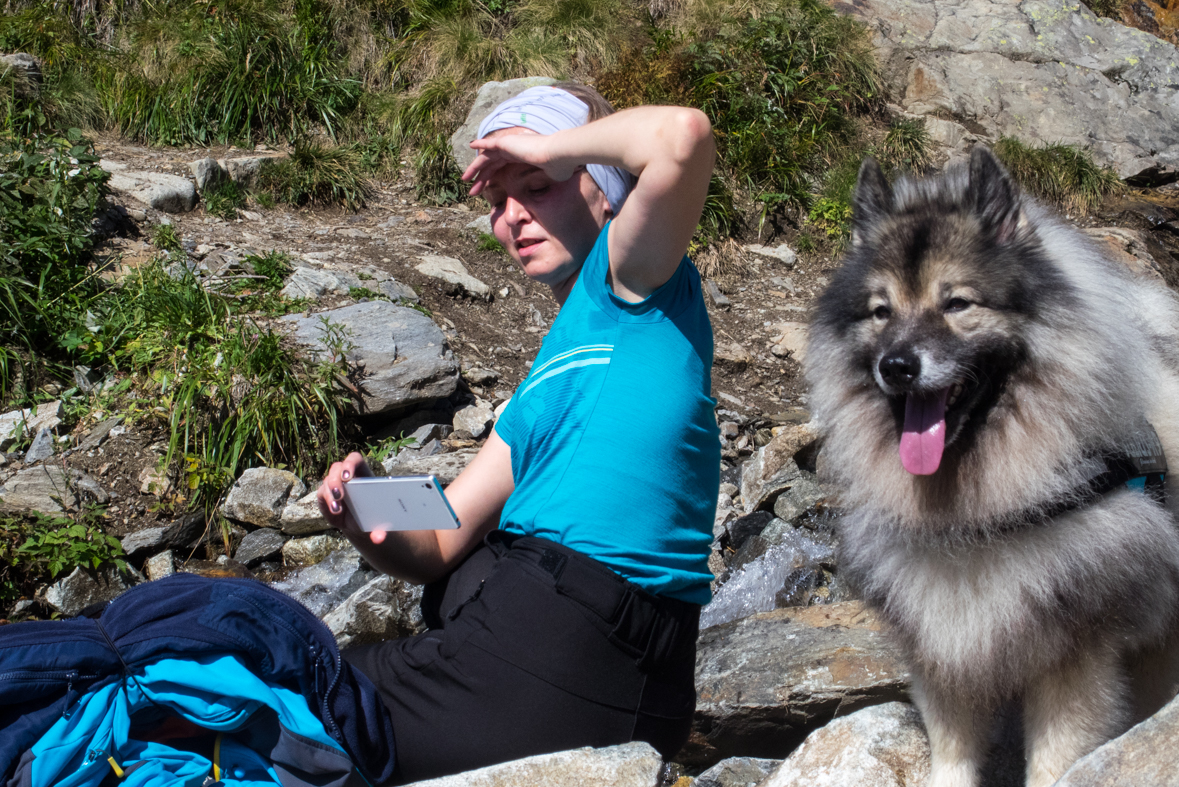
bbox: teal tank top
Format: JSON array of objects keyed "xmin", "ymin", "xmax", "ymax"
[{"xmin": 495, "ymin": 224, "xmax": 721, "ymax": 604}]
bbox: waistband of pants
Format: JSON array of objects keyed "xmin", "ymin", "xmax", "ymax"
[{"xmin": 485, "ymin": 530, "xmax": 700, "ymax": 671}]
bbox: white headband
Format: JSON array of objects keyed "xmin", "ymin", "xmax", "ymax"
[{"xmin": 476, "ymin": 85, "xmax": 633, "ymax": 215}]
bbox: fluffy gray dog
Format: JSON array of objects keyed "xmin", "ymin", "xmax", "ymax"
[{"xmin": 805, "ymin": 146, "xmax": 1179, "ymax": 787}]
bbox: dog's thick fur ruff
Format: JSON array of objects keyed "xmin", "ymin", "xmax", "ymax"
[{"xmin": 805, "ymin": 147, "xmax": 1179, "ymax": 787}]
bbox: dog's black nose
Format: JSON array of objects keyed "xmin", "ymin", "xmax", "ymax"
[{"xmin": 879, "ymin": 352, "xmax": 921, "ymax": 387}]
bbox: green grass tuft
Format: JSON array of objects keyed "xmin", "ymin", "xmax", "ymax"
[
  {"xmin": 203, "ymin": 179, "xmax": 248, "ymax": 220},
  {"xmin": 258, "ymin": 139, "xmax": 371, "ymax": 210},
  {"xmin": 993, "ymin": 136, "xmax": 1123, "ymax": 215}
]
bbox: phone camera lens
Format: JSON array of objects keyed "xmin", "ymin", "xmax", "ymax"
[{"xmin": 424, "ymin": 482, "xmax": 433, "ymax": 490}]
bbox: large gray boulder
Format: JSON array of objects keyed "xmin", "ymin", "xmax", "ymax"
[
  {"xmin": 385, "ymin": 449, "xmax": 479, "ymax": 486},
  {"xmin": 1056, "ymin": 692, "xmax": 1179, "ymax": 786},
  {"xmin": 760, "ymin": 702, "xmax": 930, "ymax": 787},
  {"xmin": 282, "ymin": 302, "xmax": 459, "ymax": 416},
  {"xmin": 687, "ymin": 601, "xmax": 909, "ymax": 766},
  {"xmin": 234, "ymin": 527, "xmax": 288, "ymax": 566},
  {"xmin": 402, "ymin": 742, "xmax": 662, "ymax": 787},
  {"xmin": 120, "ymin": 512, "xmax": 206, "ymax": 558},
  {"xmin": 43, "ymin": 567, "xmax": 131, "ymax": 617},
  {"xmin": 836, "ymin": 0, "xmax": 1179, "ymax": 181},
  {"xmin": 100, "ymin": 160, "xmax": 198, "ymax": 213},
  {"xmin": 221, "ymin": 467, "xmax": 306, "ymax": 528},
  {"xmin": 694, "ymin": 757, "xmax": 782, "ymax": 787},
  {"xmin": 740, "ymin": 422, "xmax": 819, "ymax": 513},
  {"xmin": 323, "ymin": 574, "xmax": 425, "ymax": 648},
  {"xmin": 1, "ymin": 53, "xmax": 42, "ymax": 92},
  {"xmin": 0, "ymin": 466, "xmax": 108, "ymax": 515},
  {"xmin": 449, "ymin": 77, "xmax": 559, "ymax": 172}
]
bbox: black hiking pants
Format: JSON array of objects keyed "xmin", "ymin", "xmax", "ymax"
[{"xmin": 342, "ymin": 530, "xmax": 701, "ymax": 784}]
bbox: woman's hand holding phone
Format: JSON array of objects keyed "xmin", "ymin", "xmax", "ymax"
[{"xmin": 317, "ymin": 452, "xmax": 392, "ymax": 542}]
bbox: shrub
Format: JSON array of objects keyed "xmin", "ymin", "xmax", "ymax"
[
  {"xmin": 598, "ymin": 0, "xmax": 880, "ymax": 217},
  {"xmin": 1, "ymin": 509, "xmax": 127, "ymax": 608},
  {"xmin": 993, "ymin": 136, "xmax": 1123, "ymax": 215},
  {"xmin": 0, "ymin": 129, "xmax": 108, "ymax": 397}
]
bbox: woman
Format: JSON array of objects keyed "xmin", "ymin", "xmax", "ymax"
[{"xmin": 317, "ymin": 84, "xmax": 719, "ymax": 783}]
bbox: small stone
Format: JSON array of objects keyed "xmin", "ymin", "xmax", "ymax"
[
  {"xmin": 323, "ymin": 575, "xmax": 424, "ymax": 648},
  {"xmin": 714, "ymin": 342, "xmax": 752, "ymax": 373},
  {"xmin": 43, "ymin": 567, "xmax": 130, "ymax": 617},
  {"xmin": 696, "ymin": 757, "xmax": 782, "ymax": 787},
  {"xmin": 139, "ymin": 464, "xmax": 174, "ymax": 496},
  {"xmin": 463, "ymin": 367, "xmax": 500, "ymax": 387},
  {"xmin": 415, "ymin": 254, "xmax": 492, "ymax": 300},
  {"xmin": 378, "ymin": 278, "xmax": 419, "ymax": 302},
  {"xmin": 73, "ymin": 365, "xmax": 104, "ymax": 393},
  {"xmin": 705, "ymin": 280, "xmax": 731, "ymax": 309},
  {"xmin": 121, "ymin": 526, "xmax": 169, "ymax": 557},
  {"xmin": 770, "ymin": 322, "xmax": 808, "ymax": 362},
  {"xmin": 453, "ymin": 398, "xmax": 495, "ymax": 440},
  {"xmin": 385, "ymin": 450, "xmax": 478, "ymax": 485},
  {"xmin": 235, "ymin": 528, "xmax": 288, "ymax": 566},
  {"xmin": 282, "ymin": 533, "xmax": 344, "ymax": 566},
  {"xmin": 145, "ymin": 550, "xmax": 175, "ymax": 581},
  {"xmin": 280, "ymin": 266, "xmax": 343, "ymax": 300},
  {"xmin": 745, "ymin": 243, "xmax": 798, "ymax": 267},
  {"xmin": 24, "ymin": 428, "xmax": 54, "ymax": 464},
  {"xmin": 760, "ymin": 703, "xmax": 929, "ymax": 787},
  {"xmin": 719, "ymin": 421, "xmax": 740, "ymax": 440},
  {"xmin": 0, "ymin": 466, "xmax": 107, "ymax": 515},
  {"xmin": 0, "ymin": 401, "xmax": 63, "ymax": 451},
  {"xmin": 77, "ymin": 417, "xmax": 124, "ymax": 452},
  {"xmin": 189, "ymin": 157, "xmax": 227, "ymax": 192}
]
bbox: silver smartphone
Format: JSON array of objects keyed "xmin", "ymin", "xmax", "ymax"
[{"xmin": 341, "ymin": 475, "xmax": 461, "ymax": 532}]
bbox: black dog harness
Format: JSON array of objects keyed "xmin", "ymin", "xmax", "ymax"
[{"xmin": 1033, "ymin": 420, "xmax": 1168, "ymax": 523}]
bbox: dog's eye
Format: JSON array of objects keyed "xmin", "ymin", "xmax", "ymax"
[
  {"xmin": 872, "ymin": 305, "xmax": 891, "ymax": 320},
  {"xmin": 945, "ymin": 298, "xmax": 971, "ymax": 313}
]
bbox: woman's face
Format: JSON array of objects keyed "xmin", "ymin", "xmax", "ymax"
[{"xmin": 480, "ymin": 128, "xmax": 611, "ymax": 291}]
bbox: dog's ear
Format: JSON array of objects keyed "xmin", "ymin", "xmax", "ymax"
[
  {"xmin": 851, "ymin": 156, "xmax": 892, "ymax": 246},
  {"xmin": 969, "ymin": 146, "xmax": 1026, "ymax": 244}
]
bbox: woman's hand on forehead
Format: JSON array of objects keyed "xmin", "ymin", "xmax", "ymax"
[{"xmin": 464, "ymin": 131, "xmax": 580, "ymax": 198}]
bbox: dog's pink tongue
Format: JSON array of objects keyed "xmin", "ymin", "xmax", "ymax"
[{"xmin": 899, "ymin": 389, "xmax": 950, "ymax": 475}]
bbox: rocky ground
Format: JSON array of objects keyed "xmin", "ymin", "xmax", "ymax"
[{"xmin": 3, "ymin": 1, "xmax": 1179, "ymax": 782}]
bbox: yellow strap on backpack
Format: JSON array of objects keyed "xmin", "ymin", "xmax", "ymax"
[
  {"xmin": 212, "ymin": 732, "xmax": 224, "ymax": 782},
  {"xmin": 106, "ymin": 757, "xmax": 124, "ymax": 778}
]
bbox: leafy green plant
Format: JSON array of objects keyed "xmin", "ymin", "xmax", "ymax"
[
  {"xmin": 413, "ymin": 131, "xmax": 466, "ymax": 205},
  {"xmin": 599, "ymin": 0, "xmax": 879, "ymax": 218},
  {"xmin": 349, "ymin": 286, "xmax": 383, "ymax": 300},
  {"xmin": 150, "ymin": 223, "xmax": 184, "ymax": 254},
  {"xmin": 0, "ymin": 128, "xmax": 108, "ymax": 398},
  {"xmin": 477, "ymin": 233, "xmax": 505, "ymax": 253},
  {"xmin": 368, "ymin": 433, "xmax": 418, "ymax": 465},
  {"xmin": 807, "ymin": 196, "xmax": 853, "ymax": 241},
  {"xmin": 1, "ymin": 509, "xmax": 127, "ymax": 608},
  {"xmin": 993, "ymin": 136, "xmax": 1123, "ymax": 215},
  {"xmin": 243, "ymin": 250, "xmax": 293, "ymax": 292}
]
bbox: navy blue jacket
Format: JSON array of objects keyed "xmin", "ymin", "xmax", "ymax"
[{"xmin": 0, "ymin": 573, "xmax": 396, "ymax": 785}]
